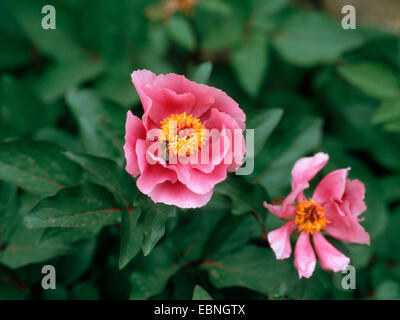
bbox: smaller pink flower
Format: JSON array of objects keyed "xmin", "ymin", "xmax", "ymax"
[{"xmin": 264, "ymin": 152, "xmax": 370, "ymax": 279}]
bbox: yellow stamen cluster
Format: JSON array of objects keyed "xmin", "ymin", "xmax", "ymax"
[
  {"xmin": 295, "ymin": 199, "xmax": 330, "ymax": 234},
  {"xmin": 160, "ymin": 112, "xmax": 207, "ymax": 157}
]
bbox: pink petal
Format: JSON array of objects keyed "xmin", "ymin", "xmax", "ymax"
[
  {"xmin": 263, "ymin": 201, "xmax": 296, "ymax": 219},
  {"xmin": 131, "ymin": 69, "xmax": 245, "ymax": 130},
  {"xmin": 294, "ymin": 231, "xmax": 316, "ymax": 279},
  {"xmin": 283, "ymin": 183, "xmax": 308, "ymax": 209},
  {"xmin": 131, "ymin": 70, "xmax": 156, "ymax": 112},
  {"xmin": 204, "ymin": 108, "xmax": 240, "ymax": 133},
  {"xmin": 204, "ymin": 108, "xmax": 246, "ymax": 172},
  {"xmin": 343, "ymin": 179, "xmax": 367, "ymax": 217},
  {"xmin": 151, "ymin": 72, "xmax": 245, "ymax": 129},
  {"xmin": 291, "ymin": 152, "xmax": 329, "ymax": 191},
  {"xmin": 184, "ymin": 164, "xmax": 228, "ymax": 195},
  {"xmin": 149, "ymin": 180, "xmax": 213, "ymax": 208},
  {"xmin": 268, "ymin": 221, "xmax": 297, "ymax": 260},
  {"xmin": 123, "ymin": 111, "xmax": 146, "ymax": 177},
  {"xmin": 142, "ymin": 86, "xmax": 196, "ymax": 126},
  {"xmin": 190, "ymin": 123, "xmax": 231, "ymax": 174},
  {"xmin": 137, "ymin": 165, "xmax": 178, "ymax": 195},
  {"xmin": 313, "ymin": 168, "xmax": 349, "ymax": 205},
  {"xmin": 313, "ymin": 232, "xmax": 350, "ymax": 272},
  {"xmin": 204, "ymin": 108, "xmax": 245, "ymax": 172},
  {"xmin": 324, "ymin": 201, "xmax": 370, "ymax": 245},
  {"xmin": 152, "ymin": 73, "xmax": 245, "ymax": 129},
  {"xmin": 135, "ymin": 140, "xmax": 177, "ymax": 194},
  {"xmin": 151, "ymin": 73, "xmax": 216, "ymax": 119},
  {"xmin": 136, "ymin": 139, "xmax": 167, "ymax": 171},
  {"xmin": 206, "ymin": 86, "xmax": 246, "ymax": 131},
  {"xmin": 263, "ymin": 183, "xmax": 308, "ymax": 219}
]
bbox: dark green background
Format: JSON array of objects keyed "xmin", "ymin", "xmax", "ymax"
[{"xmin": 0, "ymin": 0, "xmax": 399, "ymax": 300}]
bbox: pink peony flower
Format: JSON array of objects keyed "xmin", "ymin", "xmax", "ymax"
[
  {"xmin": 264, "ymin": 152, "xmax": 370, "ymax": 279},
  {"xmin": 124, "ymin": 70, "xmax": 246, "ymax": 208}
]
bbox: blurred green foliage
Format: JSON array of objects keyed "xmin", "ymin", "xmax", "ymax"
[{"xmin": 0, "ymin": 0, "xmax": 399, "ymax": 300}]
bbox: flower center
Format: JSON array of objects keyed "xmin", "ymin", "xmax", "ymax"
[
  {"xmin": 294, "ymin": 199, "xmax": 330, "ymax": 234},
  {"xmin": 160, "ymin": 112, "xmax": 207, "ymax": 156}
]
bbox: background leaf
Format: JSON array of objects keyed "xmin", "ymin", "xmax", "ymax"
[
  {"xmin": 166, "ymin": 15, "xmax": 196, "ymax": 51},
  {"xmin": 136, "ymin": 193, "xmax": 177, "ymax": 256},
  {"xmin": 338, "ymin": 63, "xmax": 400, "ymax": 99},
  {"xmin": 232, "ymin": 33, "xmax": 268, "ymax": 97},
  {"xmin": 0, "ymin": 140, "xmax": 82, "ymax": 196},
  {"xmin": 273, "ymin": 12, "xmax": 366, "ymax": 66},
  {"xmin": 201, "ymin": 245, "xmax": 296, "ymax": 296},
  {"xmin": 24, "ymin": 182, "xmax": 121, "ymax": 229},
  {"xmin": 0, "ymin": 0, "xmax": 398, "ymax": 300},
  {"xmin": 192, "ymin": 285, "xmax": 213, "ymax": 300}
]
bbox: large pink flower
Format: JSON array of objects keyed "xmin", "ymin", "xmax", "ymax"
[
  {"xmin": 124, "ymin": 70, "xmax": 246, "ymax": 208},
  {"xmin": 264, "ymin": 152, "xmax": 370, "ymax": 279}
]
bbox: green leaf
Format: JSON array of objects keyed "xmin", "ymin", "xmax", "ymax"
[
  {"xmin": 375, "ymin": 281, "xmax": 400, "ymax": 300},
  {"xmin": 372, "ymin": 96, "xmax": 400, "ymax": 124},
  {"xmin": 24, "ymin": 182, "xmax": 121, "ymax": 229},
  {"xmin": 66, "ymin": 88, "xmax": 126, "ymax": 160},
  {"xmin": 0, "ymin": 184, "xmax": 69, "ymax": 269},
  {"xmin": 0, "ymin": 140, "xmax": 82, "ymax": 196},
  {"xmin": 0, "ymin": 280, "xmax": 28, "ymax": 300},
  {"xmin": 252, "ymin": 117, "xmax": 323, "ymax": 198},
  {"xmin": 232, "ymin": 33, "xmax": 268, "ymax": 97},
  {"xmin": 0, "ymin": 226, "xmax": 70, "ymax": 269},
  {"xmin": 36, "ymin": 58, "xmax": 104, "ymax": 103},
  {"xmin": 202, "ymin": 245, "xmax": 296, "ymax": 296},
  {"xmin": 64, "ymin": 152, "xmax": 137, "ymax": 209},
  {"xmin": 215, "ymin": 178, "xmax": 269, "ymax": 216},
  {"xmin": 345, "ymin": 243, "xmax": 371, "ymax": 270},
  {"xmin": 95, "ymin": 73, "xmax": 139, "ymax": 108},
  {"xmin": 119, "ymin": 207, "xmax": 142, "ymax": 269},
  {"xmin": 136, "ymin": 193, "xmax": 177, "ymax": 256},
  {"xmin": 0, "ymin": 31, "xmax": 30, "ymax": 69},
  {"xmin": 71, "ymin": 281, "xmax": 100, "ymax": 300},
  {"xmin": 380, "ymin": 175, "xmax": 400, "ymax": 203},
  {"xmin": 170, "ymin": 199, "xmax": 230, "ymax": 262},
  {"xmin": 251, "ymin": 0, "xmax": 289, "ymax": 19},
  {"xmin": 197, "ymin": 0, "xmax": 233, "ymax": 17},
  {"xmin": 59, "ymin": 239, "xmax": 97, "ymax": 285},
  {"xmin": 338, "ymin": 63, "xmax": 400, "ymax": 99},
  {"xmin": 8, "ymin": 0, "xmax": 86, "ymax": 62},
  {"xmin": 189, "ymin": 62, "xmax": 213, "ymax": 84},
  {"xmin": 192, "ymin": 285, "xmax": 213, "ymax": 300},
  {"xmin": 247, "ymin": 108, "xmax": 283, "ymax": 156},
  {"xmin": 40, "ymin": 226, "xmax": 102, "ymax": 245},
  {"xmin": 201, "ymin": 213, "xmax": 260, "ymax": 259},
  {"xmin": 0, "ymin": 182, "xmax": 19, "ymax": 244},
  {"xmin": 166, "ymin": 15, "xmax": 196, "ymax": 51},
  {"xmin": 0, "ymin": 75, "xmax": 60, "ymax": 137},
  {"xmin": 202, "ymin": 17, "xmax": 242, "ymax": 51},
  {"xmin": 374, "ymin": 208, "xmax": 400, "ymax": 262},
  {"xmin": 383, "ymin": 118, "xmax": 400, "ymax": 131},
  {"xmin": 384, "ymin": 120, "xmax": 400, "ymax": 132},
  {"xmin": 33, "ymin": 127, "xmax": 82, "ymax": 153},
  {"xmin": 130, "ymin": 240, "xmax": 182, "ymax": 299},
  {"xmin": 42, "ymin": 285, "xmax": 69, "ymax": 300},
  {"xmin": 273, "ymin": 12, "xmax": 366, "ymax": 66}
]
